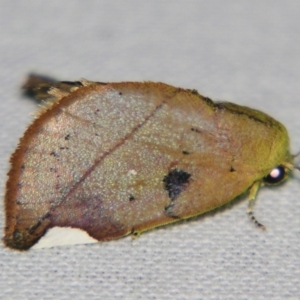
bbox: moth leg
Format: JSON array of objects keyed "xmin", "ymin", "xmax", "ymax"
[{"xmin": 247, "ymin": 181, "xmax": 266, "ymax": 230}]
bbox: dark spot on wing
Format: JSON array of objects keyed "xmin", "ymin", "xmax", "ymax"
[
  {"xmin": 95, "ymin": 81, "xmax": 108, "ymax": 85},
  {"xmin": 164, "ymin": 203, "xmax": 180, "ymax": 219},
  {"xmin": 60, "ymin": 81, "xmax": 83, "ymax": 87},
  {"xmin": 202, "ymin": 96, "xmax": 214, "ymax": 105},
  {"xmin": 191, "ymin": 127, "xmax": 201, "ymax": 133},
  {"xmin": 163, "ymin": 169, "xmax": 191, "ymax": 201},
  {"xmin": 50, "ymin": 151, "xmax": 59, "ymax": 157}
]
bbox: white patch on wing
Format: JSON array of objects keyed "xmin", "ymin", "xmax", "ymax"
[{"xmin": 32, "ymin": 227, "xmax": 98, "ymax": 249}]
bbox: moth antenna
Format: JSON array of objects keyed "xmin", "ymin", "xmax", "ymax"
[
  {"xmin": 291, "ymin": 151, "xmax": 300, "ymax": 171},
  {"xmin": 291, "ymin": 152, "xmax": 300, "ymax": 170},
  {"xmin": 292, "ymin": 151, "xmax": 300, "ymax": 158}
]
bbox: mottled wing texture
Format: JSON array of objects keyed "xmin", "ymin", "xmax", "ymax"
[{"xmin": 4, "ymin": 81, "xmax": 288, "ymax": 250}]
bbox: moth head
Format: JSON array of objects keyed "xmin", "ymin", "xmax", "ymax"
[
  {"xmin": 263, "ymin": 152, "xmax": 300, "ymax": 185},
  {"xmin": 263, "ymin": 165, "xmax": 289, "ymax": 184}
]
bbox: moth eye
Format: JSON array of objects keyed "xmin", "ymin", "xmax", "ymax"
[{"xmin": 263, "ymin": 165, "xmax": 286, "ymax": 184}]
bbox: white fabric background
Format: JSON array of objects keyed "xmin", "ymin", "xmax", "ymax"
[{"xmin": 0, "ymin": 1, "xmax": 300, "ymax": 299}]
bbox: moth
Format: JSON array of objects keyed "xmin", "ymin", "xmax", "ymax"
[{"xmin": 3, "ymin": 74, "xmax": 297, "ymax": 250}]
